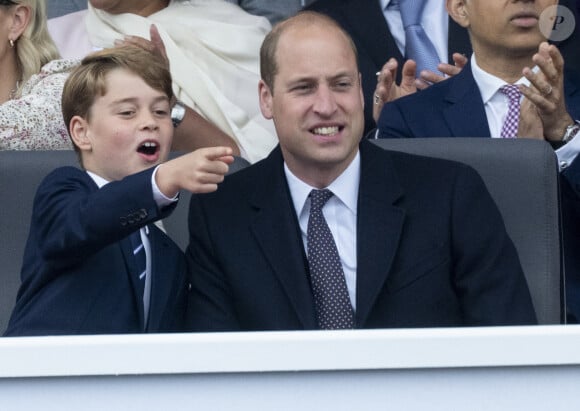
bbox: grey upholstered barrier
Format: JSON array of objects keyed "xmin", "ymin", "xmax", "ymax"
[
  {"xmin": 0, "ymin": 150, "xmax": 78, "ymax": 335},
  {"xmin": 0, "ymin": 150, "xmax": 249, "ymax": 334},
  {"xmin": 371, "ymin": 138, "xmax": 563, "ymax": 324}
]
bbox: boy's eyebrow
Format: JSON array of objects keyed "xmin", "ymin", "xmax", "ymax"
[{"xmin": 109, "ymin": 95, "xmax": 170, "ymax": 106}]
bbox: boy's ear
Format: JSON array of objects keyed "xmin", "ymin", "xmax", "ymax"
[
  {"xmin": 258, "ymin": 79, "xmax": 274, "ymax": 120},
  {"xmin": 9, "ymin": 4, "xmax": 31, "ymax": 43},
  {"xmin": 69, "ymin": 116, "xmax": 92, "ymax": 152}
]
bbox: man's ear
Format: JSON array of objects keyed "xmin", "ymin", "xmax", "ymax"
[
  {"xmin": 446, "ymin": 0, "xmax": 470, "ymax": 28},
  {"xmin": 358, "ymin": 73, "xmax": 364, "ymax": 110},
  {"xmin": 69, "ymin": 116, "xmax": 93, "ymax": 152},
  {"xmin": 8, "ymin": 4, "xmax": 31, "ymax": 43},
  {"xmin": 258, "ymin": 79, "xmax": 274, "ymax": 120}
]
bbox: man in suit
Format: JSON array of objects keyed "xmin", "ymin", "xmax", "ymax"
[
  {"xmin": 4, "ymin": 47, "xmax": 233, "ymax": 336},
  {"xmin": 185, "ymin": 11, "xmax": 536, "ymax": 332},
  {"xmin": 377, "ymin": 0, "xmax": 580, "ymax": 321},
  {"xmin": 553, "ymin": 0, "xmax": 580, "ymax": 73},
  {"xmin": 305, "ymin": 0, "xmax": 472, "ymax": 136}
]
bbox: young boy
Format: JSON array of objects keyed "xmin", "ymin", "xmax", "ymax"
[{"xmin": 4, "ymin": 46, "xmax": 233, "ymax": 336}]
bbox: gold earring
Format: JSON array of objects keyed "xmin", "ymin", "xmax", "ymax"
[{"xmin": 9, "ymin": 39, "xmax": 14, "ymax": 48}]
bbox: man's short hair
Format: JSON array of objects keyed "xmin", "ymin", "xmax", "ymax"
[
  {"xmin": 260, "ymin": 11, "xmax": 359, "ymax": 93},
  {"xmin": 62, "ymin": 46, "xmax": 174, "ymax": 144}
]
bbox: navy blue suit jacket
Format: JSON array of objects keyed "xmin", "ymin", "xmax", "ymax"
[
  {"xmin": 376, "ymin": 62, "xmax": 580, "ymax": 322},
  {"xmin": 5, "ymin": 167, "xmax": 188, "ymax": 336},
  {"xmin": 185, "ymin": 140, "xmax": 536, "ymax": 331},
  {"xmin": 305, "ymin": 0, "xmax": 472, "ymax": 136},
  {"xmin": 377, "ymin": 61, "xmax": 580, "ymax": 139}
]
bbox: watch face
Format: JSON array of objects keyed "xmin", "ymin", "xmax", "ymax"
[
  {"xmin": 171, "ymin": 102, "xmax": 186, "ymax": 127},
  {"xmin": 564, "ymin": 123, "xmax": 580, "ymax": 143}
]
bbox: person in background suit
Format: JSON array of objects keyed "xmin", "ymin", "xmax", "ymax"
[
  {"xmin": 45, "ymin": 0, "xmax": 85, "ymax": 19},
  {"xmin": 305, "ymin": 0, "xmax": 472, "ymax": 135},
  {"xmin": 185, "ymin": 11, "xmax": 536, "ymax": 332},
  {"xmin": 224, "ymin": 0, "xmax": 314, "ymax": 25},
  {"xmin": 376, "ymin": 0, "xmax": 580, "ymax": 322},
  {"xmin": 552, "ymin": 0, "xmax": 580, "ymax": 74},
  {"xmin": 4, "ymin": 46, "xmax": 234, "ymax": 336}
]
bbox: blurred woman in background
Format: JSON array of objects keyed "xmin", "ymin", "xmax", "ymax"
[{"xmin": 0, "ymin": 0, "xmax": 75, "ymax": 150}]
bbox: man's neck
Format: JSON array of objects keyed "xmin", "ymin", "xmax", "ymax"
[
  {"xmin": 102, "ymin": 0, "xmax": 169, "ymax": 17},
  {"xmin": 472, "ymin": 45, "xmax": 536, "ymax": 84}
]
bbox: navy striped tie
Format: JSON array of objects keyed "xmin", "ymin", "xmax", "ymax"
[{"xmin": 129, "ymin": 229, "xmax": 147, "ymax": 320}]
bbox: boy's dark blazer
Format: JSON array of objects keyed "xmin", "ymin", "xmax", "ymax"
[
  {"xmin": 185, "ymin": 140, "xmax": 536, "ymax": 331},
  {"xmin": 5, "ymin": 167, "xmax": 188, "ymax": 336}
]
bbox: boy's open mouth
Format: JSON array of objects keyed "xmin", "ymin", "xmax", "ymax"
[{"xmin": 137, "ymin": 141, "xmax": 159, "ymax": 156}]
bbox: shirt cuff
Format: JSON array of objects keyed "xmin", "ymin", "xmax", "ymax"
[
  {"xmin": 151, "ymin": 165, "xmax": 178, "ymax": 208},
  {"xmin": 555, "ymin": 125, "xmax": 580, "ymax": 171}
]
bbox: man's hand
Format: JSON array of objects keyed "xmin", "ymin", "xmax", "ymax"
[
  {"xmin": 114, "ymin": 24, "xmax": 170, "ymax": 71},
  {"xmin": 373, "ymin": 58, "xmax": 417, "ymax": 122},
  {"xmin": 518, "ymin": 98, "xmax": 544, "ymax": 139},
  {"xmin": 417, "ymin": 53, "xmax": 468, "ymax": 89},
  {"xmin": 518, "ymin": 42, "xmax": 574, "ymax": 141},
  {"xmin": 372, "ymin": 53, "xmax": 467, "ymax": 122}
]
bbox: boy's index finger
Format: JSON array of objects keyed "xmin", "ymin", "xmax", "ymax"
[
  {"xmin": 202, "ymin": 146, "xmax": 234, "ymax": 161},
  {"xmin": 218, "ymin": 155, "xmax": 235, "ymax": 165}
]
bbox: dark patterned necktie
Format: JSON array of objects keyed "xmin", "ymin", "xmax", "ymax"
[
  {"xmin": 500, "ymin": 85, "xmax": 522, "ymax": 138},
  {"xmin": 307, "ymin": 189, "xmax": 355, "ymax": 329}
]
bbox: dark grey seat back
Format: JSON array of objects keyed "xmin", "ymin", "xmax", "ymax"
[{"xmin": 371, "ymin": 138, "xmax": 562, "ymax": 324}]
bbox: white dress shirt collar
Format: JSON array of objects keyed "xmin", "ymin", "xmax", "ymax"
[
  {"xmin": 470, "ymin": 54, "xmax": 530, "ymax": 104},
  {"xmin": 86, "ymin": 170, "xmax": 109, "ymax": 188},
  {"xmin": 284, "ymin": 151, "xmax": 361, "ymax": 218}
]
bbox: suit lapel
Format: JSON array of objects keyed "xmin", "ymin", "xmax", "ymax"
[
  {"xmin": 120, "ymin": 235, "xmax": 146, "ymax": 329},
  {"xmin": 249, "ymin": 148, "xmax": 317, "ymax": 329},
  {"xmin": 443, "ymin": 62, "xmax": 491, "ymax": 138},
  {"xmin": 355, "ymin": 142, "xmax": 406, "ymax": 327}
]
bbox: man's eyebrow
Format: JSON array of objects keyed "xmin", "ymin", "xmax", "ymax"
[
  {"xmin": 286, "ymin": 71, "xmax": 356, "ymax": 84},
  {"xmin": 329, "ymin": 71, "xmax": 357, "ymax": 80}
]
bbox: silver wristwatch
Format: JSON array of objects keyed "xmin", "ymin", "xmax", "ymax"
[
  {"xmin": 562, "ymin": 121, "xmax": 580, "ymax": 144},
  {"xmin": 171, "ymin": 100, "xmax": 186, "ymax": 128}
]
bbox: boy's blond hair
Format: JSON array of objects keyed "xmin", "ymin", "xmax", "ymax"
[{"xmin": 62, "ymin": 46, "xmax": 174, "ymax": 156}]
